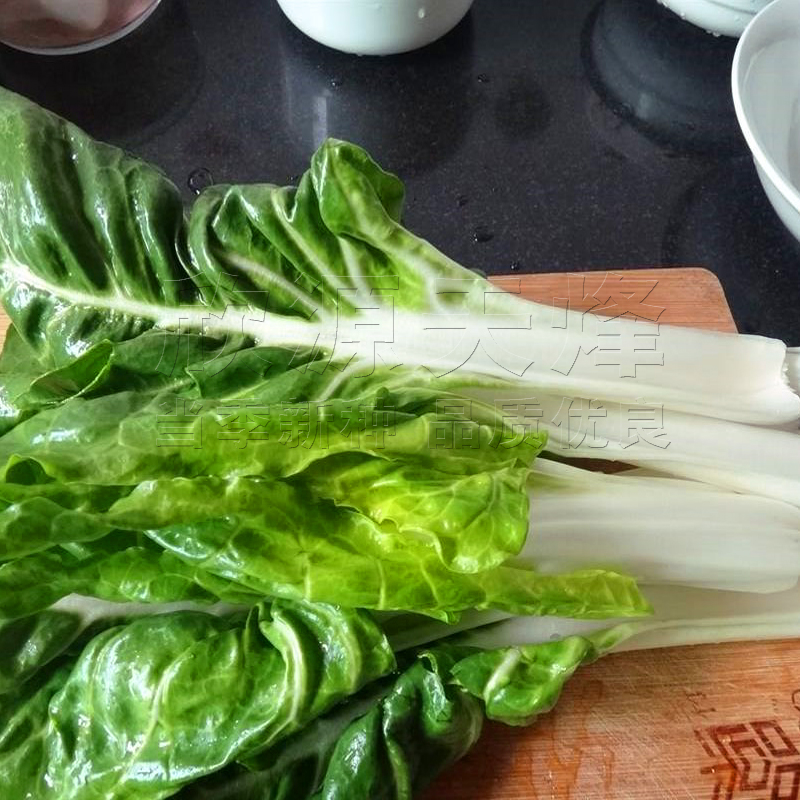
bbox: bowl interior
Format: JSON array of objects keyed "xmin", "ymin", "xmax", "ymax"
[{"xmin": 734, "ymin": 0, "xmax": 800, "ymax": 212}]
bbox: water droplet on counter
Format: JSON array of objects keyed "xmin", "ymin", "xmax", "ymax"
[
  {"xmin": 509, "ymin": 261, "xmax": 521, "ymax": 272},
  {"xmin": 330, "ymin": 78, "xmax": 343, "ymax": 88},
  {"xmin": 477, "ymin": 73, "xmax": 491, "ymax": 83},
  {"xmin": 457, "ymin": 194, "xmax": 469, "ymax": 207},
  {"xmin": 288, "ymin": 174, "xmax": 300, "ymax": 184},
  {"xmin": 473, "ymin": 226, "xmax": 494, "ymax": 244},
  {"xmin": 187, "ymin": 167, "xmax": 213, "ymax": 195},
  {"xmin": 418, "ymin": 6, "xmax": 426, "ymax": 19}
]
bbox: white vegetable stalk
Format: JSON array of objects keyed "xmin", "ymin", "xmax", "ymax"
[
  {"xmin": 7, "ymin": 256, "xmax": 799, "ymax": 426},
  {"xmin": 51, "ymin": 595, "xmax": 246, "ymax": 626},
  {"xmin": 788, "ymin": 348, "xmax": 800, "ymax": 397},
  {"xmin": 472, "ymin": 390, "xmax": 800, "ymax": 506},
  {"xmin": 521, "ymin": 460, "xmax": 800, "ymax": 588},
  {"xmin": 375, "ymin": 248, "xmax": 800, "ymax": 425},
  {"xmin": 388, "ymin": 460, "xmax": 800, "ymax": 653},
  {"xmin": 377, "ymin": 295, "xmax": 800, "ymax": 426},
  {"xmin": 452, "ymin": 583, "xmax": 800, "ymax": 655}
]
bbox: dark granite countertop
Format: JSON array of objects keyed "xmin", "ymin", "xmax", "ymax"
[{"xmin": 1, "ymin": 0, "xmax": 798, "ymax": 340}]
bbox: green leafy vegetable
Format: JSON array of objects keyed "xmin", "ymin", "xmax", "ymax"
[
  {"xmin": 0, "ymin": 600, "xmax": 394, "ymax": 799},
  {"xmin": 0, "ymin": 89, "xmax": 193, "ymax": 367},
  {"xmin": 185, "ymin": 647, "xmax": 482, "ymax": 800},
  {"xmin": 0, "ymin": 533, "xmax": 261, "ymax": 619},
  {"xmin": 0, "ymin": 473, "xmax": 649, "ymax": 622},
  {"xmin": 0, "ymin": 86, "xmax": 794, "ymax": 427},
  {"xmin": 452, "ymin": 632, "xmax": 618, "ymax": 726},
  {"xmin": 181, "ymin": 633, "xmax": 616, "ymax": 800},
  {"xmin": 0, "ymin": 374, "xmax": 652, "ymax": 625},
  {"xmin": 0, "ymin": 610, "xmax": 84, "ymax": 694},
  {"xmin": 4, "ymin": 86, "xmax": 797, "ymax": 800}
]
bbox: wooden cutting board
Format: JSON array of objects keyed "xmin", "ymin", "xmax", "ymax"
[
  {"xmin": 427, "ymin": 268, "xmax": 800, "ymax": 800},
  {"xmin": 1, "ymin": 268, "xmax": 797, "ymax": 800}
]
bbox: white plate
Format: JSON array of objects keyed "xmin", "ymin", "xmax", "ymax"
[
  {"xmin": 660, "ymin": 0, "xmax": 770, "ymax": 37},
  {"xmin": 732, "ymin": 0, "xmax": 800, "ymax": 243}
]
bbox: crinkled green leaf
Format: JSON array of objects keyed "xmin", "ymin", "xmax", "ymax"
[
  {"xmin": 0, "ymin": 496, "xmax": 112, "ymax": 561},
  {"xmin": 0, "ymin": 658, "xmax": 72, "ymax": 796},
  {"xmin": 302, "ymin": 455, "xmax": 535, "ymax": 574},
  {"xmin": 306, "ymin": 648, "xmax": 482, "ymax": 800},
  {"xmin": 452, "ymin": 632, "xmax": 624, "ymax": 726},
  {"xmin": 0, "ymin": 600, "xmax": 394, "ymax": 800},
  {"xmin": 0, "ymin": 611, "xmax": 83, "ymax": 696},
  {"xmin": 180, "ymin": 646, "xmax": 482, "ymax": 800},
  {"xmin": 0, "ymin": 326, "xmax": 52, "ymax": 435},
  {"xmin": 0, "ymin": 89, "xmax": 195, "ymax": 368},
  {"xmin": 0, "ymin": 89, "xmax": 512, "ymax": 412},
  {"xmin": 0, "ymin": 533, "xmax": 261, "ymax": 619},
  {"xmin": 102, "ymin": 475, "xmax": 649, "ymax": 621},
  {"xmin": 0, "ymin": 387, "xmax": 542, "ymax": 576},
  {"xmin": 0, "ymin": 389, "xmax": 531, "ymax": 484},
  {"xmin": 187, "ymin": 139, "xmax": 476, "ymax": 319}
]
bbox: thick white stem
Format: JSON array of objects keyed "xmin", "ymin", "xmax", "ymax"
[
  {"xmin": 5, "ymin": 257, "xmax": 799, "ymax": 426},
  {"xmin": 437, "ymin": 583, "xmax": 800, "ymax": 654},
  {"xmin": 787, "ymin": 348, "xmax": 800, "ymax": 397},
  {"xmin": 475, "ymin": 391, "xmax": 800, "ymax": 506},
  {"xmin": 523, "ymin": 459, "xmax": 800, "ymax": 587}
]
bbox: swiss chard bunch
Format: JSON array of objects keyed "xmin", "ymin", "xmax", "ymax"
[{"xmin": 1, "ymin": 86, "xmax": 799, "ymax": 800}]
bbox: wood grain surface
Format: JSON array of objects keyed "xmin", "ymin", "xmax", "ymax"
[
  {"xmin": 3, "ymin": 268, "xmax": 796, "ymax": 800},
  {"xmin": 424, "ymin": 268, "xmax": 800, "ymax": 800}
]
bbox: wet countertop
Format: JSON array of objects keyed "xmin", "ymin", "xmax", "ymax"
[{"xmin": 1, "ymin": 0, "xmax": 798, "ymax": 341}]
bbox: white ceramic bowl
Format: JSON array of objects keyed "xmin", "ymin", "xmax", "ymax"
[
  {"xmin": 660, "ymin": 0, "xmax": 770, "ymax": 37},
  {"xmin": 275, "ymin": 0, "xmax": 474, "ymax": 55},
  {"xmin": 732, "ymin": 0, "xmax": 800, "ymax": 242}
]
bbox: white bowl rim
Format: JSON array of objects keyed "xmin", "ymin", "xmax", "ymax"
[
  {"xmin": 693, "ymin": 0, "xmax": 764, "ymax": 13},
  {"xmin": 732, "ymin": 0, "xmax": 800, "ymax": 219},
  {"xmin": 277, "ymin": 0, "xmax": 450, "ymax": 5},
  {"xmin": 661, "ymin": 0, "xmax": 765, "ymax": 38}
]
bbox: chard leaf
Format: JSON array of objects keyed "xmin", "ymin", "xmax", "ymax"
[
  {"xmin": 0, "ymin": 533, "xmax": 260, "ymax": 619},
  {"xmin": 0, "ymin": 496, "xmax": 112, "ymax": 561},
  {"xmin": 0, "ymin": 611, "xmax": 83, "ymax": 695},
  {"xmin": 451, "ymin": 632, "xmax": 621, "ymax": 726},
  {"xmin": 179, "ymin": 647, "xmax": 483, "ymax": 800},
  {"xmin": 304, "ymin": 648, "xmax": 482, "ymax": 800},
  {"xmin": 0, "ymin": 386, "xmax": 542, "ymax": 575},
  {"xmin": 113, "ymin": 476, "xmax": 650, "ymax": 621},
  {"xmin": 0, "ymin": 659, "xmax": 72, "ymax": 796},
  {"xmin": 0, "ymin": 87, "xmax": 795, "ymax": 429},
  {"xmin": 187, "ymin": 140, "xmax": 478, "ymax": 319},
  {"xmin": 0, "ymin": 472, "xmax": 647, "ymax": 622},
  {"xmin": 0, "ymin": 601, "xmax": 394, "ymax": 800},
  {"xmin": 0, "ymin": 326, "xmax": 53, "ymax": 434},
  {"xmin": 180, "ymin": 635, "xmax": 616, "ymax": 800},
  {"xmin": 0, "ymin": 88, "xmax": 196, "ymax": 367},
  {"xmin": 0, "ymin": 390, "xmax": 527, "ymax": 485},
  {"xmin": 301, "ymin": 455, "xmax": 533, "ymax": 574},
  {"xmin": 0, "ymin": 90, "xmax": 503, "ymax": 408}
]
